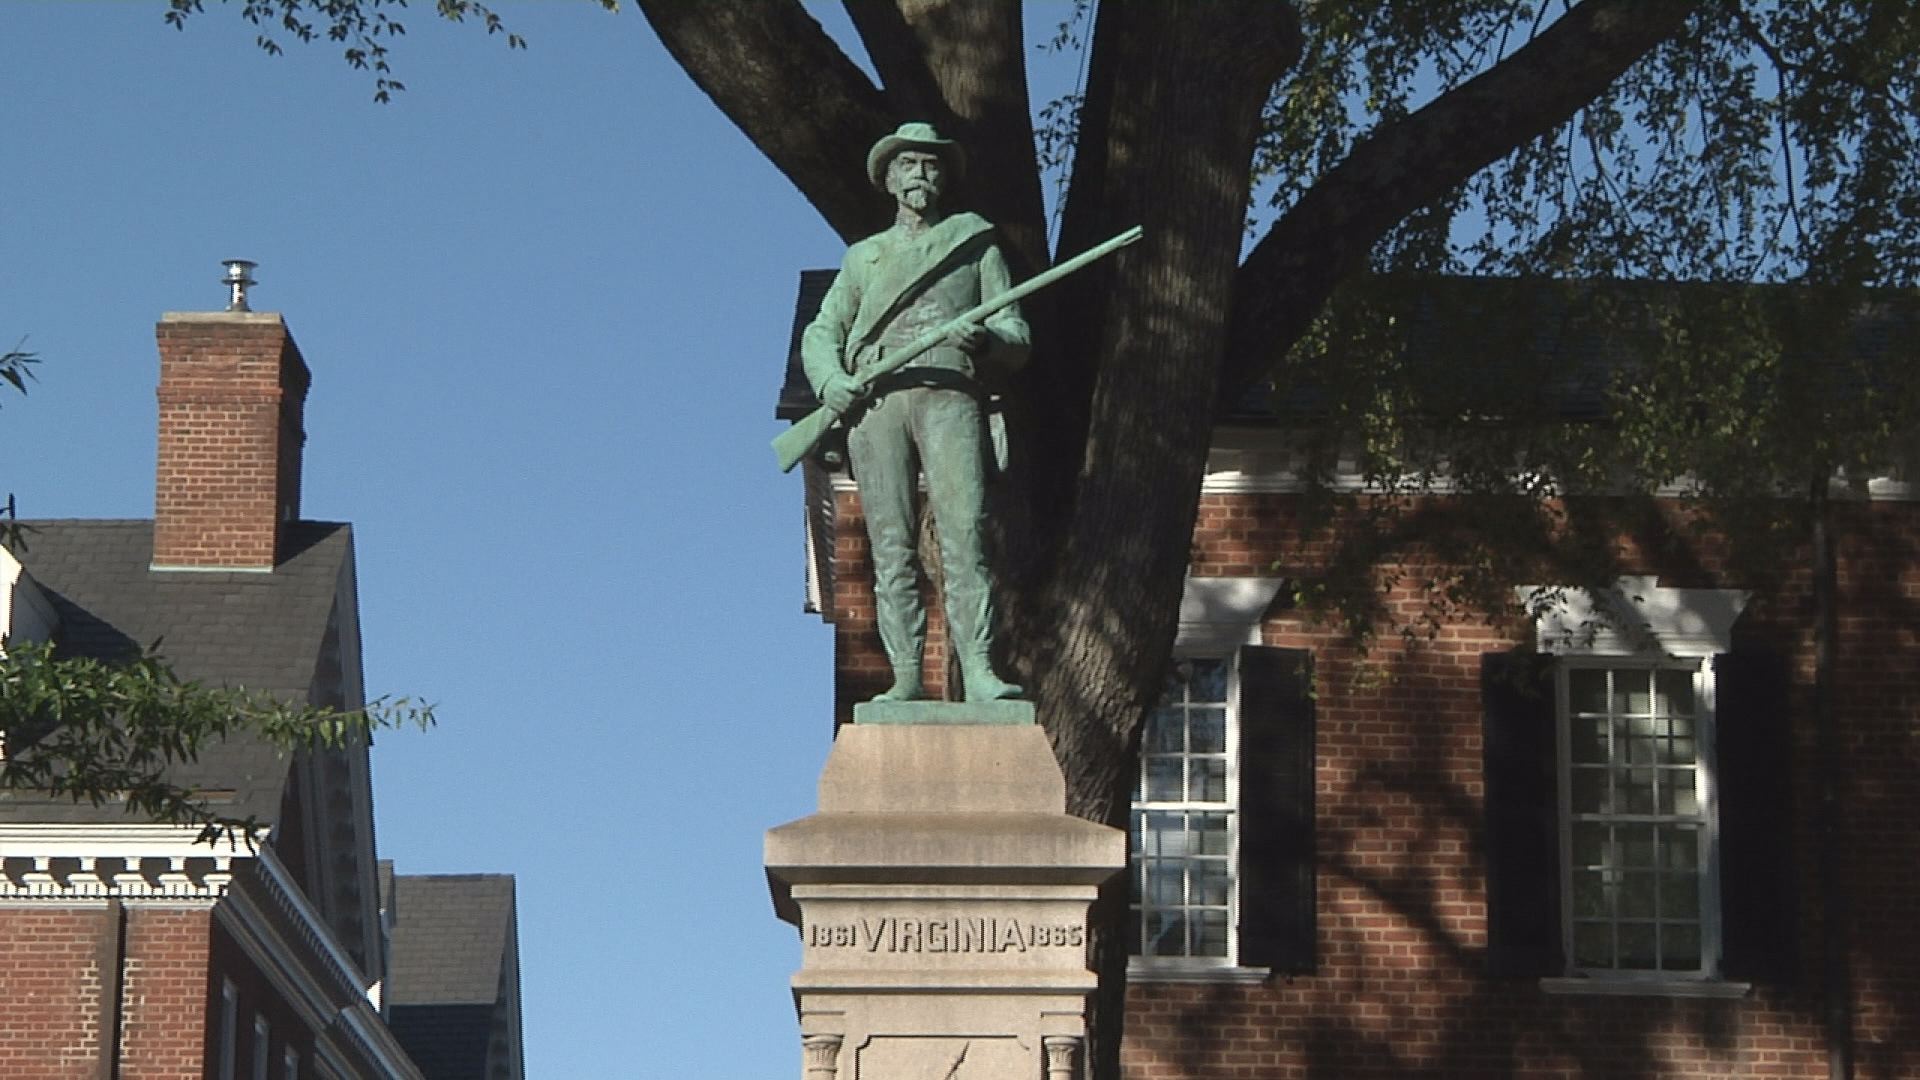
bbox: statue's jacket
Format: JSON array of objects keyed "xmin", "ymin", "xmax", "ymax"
[{"xmin": 801, "ymin": 212, "xmax": 1031, "ymax": 399}]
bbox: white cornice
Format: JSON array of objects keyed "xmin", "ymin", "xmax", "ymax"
[
  {"xmin": 1177, "ymin": 577, "xmax": 1284, "ymax": 650},
  {"xmin": 0, "ymin": 822, "xmax": 257, "ymax": 900},
  {"xmin": 1516, "ymin": 577, "xmax": 1750, "ymax": 657},
  {"xmin": 0, "ymin": 821, "xmax": 256, "ymax": 858},
  {"xmin": 253, "ymin": 843, "xmax": 373, "ymax": 1001}
]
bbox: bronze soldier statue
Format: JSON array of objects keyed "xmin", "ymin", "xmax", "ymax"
[{"xmin": 800, "ymin": 122, "xmax": 1029, "ymax": 703}]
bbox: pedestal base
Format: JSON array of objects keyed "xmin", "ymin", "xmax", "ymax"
[{"xmin": 767, "ymin": 713, "xmax": 1124, "ymax": 1079}]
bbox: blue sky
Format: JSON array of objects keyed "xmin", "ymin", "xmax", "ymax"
[{"xmin": 1, "ymin": 3, "xmax": 1079, "ymax": 1075}]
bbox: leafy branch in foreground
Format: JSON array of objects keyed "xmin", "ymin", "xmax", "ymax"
[
  {"xmin": 162, "ymin": 0, "xmax": 619, "ymax": 102},
  {"xmin": 1, "ymin": 640, "xmax": 432, "ymax": 841}
]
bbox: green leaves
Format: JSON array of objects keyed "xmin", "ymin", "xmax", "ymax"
[
  {"xmin": 0, "ymin": 640, "xmax": 433, "ymax": 837},
  {"xmin": 0, "ymin": 343, "xmax": 37, "ymax": 397},
  {"xmin": 162, "ymin": 0, "xmax": 621, "ymax": 102}
]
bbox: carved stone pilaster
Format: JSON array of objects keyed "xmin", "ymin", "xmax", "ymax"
[
  {"xmin": 802, "ymin": 1033, "xmax": 843, "ymax": 1080},
  {"xmin": 1042, "ymin": 1035, "xmax": 1079, "ymax": 1080}
]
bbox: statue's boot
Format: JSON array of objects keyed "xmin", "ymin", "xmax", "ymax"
[
  {"xmin": 874, "ymin": 662, "xmax": 925, "ymax": 702},
  {"xmin": 960, "ymin": 648, "xmax": 1023, "ymax": 702},
  {"xmin": 873, "ymin": 588, "xmax": 927, "ymax": 702}
]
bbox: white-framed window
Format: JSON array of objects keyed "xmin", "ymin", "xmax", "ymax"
[
  {"xmin": 252, "ymin": 1015, "xmax": 271, "ymax": 1080},
  {"xmin": 1559, "ymin": 658, "xmax": 1718, "ymax": 977},
  {"xmin": 1129, "ymin": 655, "xmax": 1238, "ymax": 964},
  {"xmin": 217, "ymin": 979, "xmax": 239, "ymax": 1080},
  {"xmin": 284, "ymin": 1046, "xmax": 300, "ymax": 1080}
]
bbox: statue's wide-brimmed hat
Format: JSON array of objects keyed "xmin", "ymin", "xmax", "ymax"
[{"xmin": 866, "ymin": 121, "xmax": 964, "ymax": 191}]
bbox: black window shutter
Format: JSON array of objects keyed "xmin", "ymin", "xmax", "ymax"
[
  {"xmin": 1237, "ymin": 645, "xmax": 1315, "ymax": 974},
  {"xmin": 1714, "ymin": 650, "xmax": 1798, "ymax": 984},
  {"xmin": 1482, "ymin": 651, "xmax": 1562, "ymax": 977}
]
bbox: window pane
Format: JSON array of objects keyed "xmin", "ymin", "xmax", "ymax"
[
  {"xmin": 1194, "ymin": 910, "xmax": 1230, "ymax": 957},
  {"xmin": 1620, "ymin": 826, "xmax": 1656, "ymax": 868},
  {"xmin": 1571, "ymin": 823, "xmax": 1608, "ymax": 868},
  {"xmin": 1572, "ymin": 869, "xmax": 1610, "ymax": 918},
  {"xmin": 1571, "ymin": 717, "xmax": 1609, "ymax": 762},
  {"xmin": 1661, "ymin": 873, "xmax": 1700, "ymax": 919},
  {"xmin": 1145, "ymin": 862, "xmax": 1183, "ymax": 906},
  {"xmin": 1192, "ymin": 758, "xmax": 1227, "ymax": 803},
  {"xmin": 1663, "ymin": 924, "xmax": 1702, "ymax": 970},
  {"xmin": 1620, "ymin": 768, "xmax": 1656, "ymax": 814},
  {"xmin": 1195, "ymin": 812, "xmax": 1231, "ymax": 855},
  {"xmin": 1627, "ymin": 734, "xmax": 1659, "ymax": 766},
  {"xmin": 1570, "ymin": 669, "xmax": 1608, "ymax": 714},
  {"xmin": 1656, "ymin": 669, "xmax": 1694, "ymax": 715},
  {"xmin": 1146, "ymin": 709, "xmax": 1183, "ymax": 753},
  {"xmin": 1619, "ymin": 923, "xmax": 1657, "ymax": 968},
  {"xmin": 1194, "ymin": 860, "xmax": 1230, "ymax": 906},
  {"xmin": 1190, "ymin": 708, "xmax": 1227, "ymax": 753},
  {"xmin": 1664, "ymin": 827, "xmax": 1699, "ymax": 870},
  {"xmin": 1619, "ymin": 872, "xmax": 1656, "ymax": 918},
  {"xmin": 1614, "ymin": 672, "xmax": 1651, "ymax": 715},
  {"xmin": 1188, "ymin": 658, "xmax": 1229, "ymax": 702},
  {"xmin": 1667, "ymin": 778, "xmax": 1699, "ymax": 817},
  {"xmin": 1571, "ymin": 768, "xmax": 1608, "ymax": 814},
  {"xmin": 1667, "ymin": 736, "xmax": 1697, "ymax": 767},
  {"xmin": 1141, "ymin": 812, "xmax": 1184, "ymax": 856},
  {"xmin": 1573, "ymin": 922, "xmax": 1614, "ymax": 968},
  {"xmin": 1145, "ymin": 758, "xmax": 1183, "ymax": 801},
  {"xmin": 1147, "ymin": 911, "xmax": 1187, "ymax": 956}
]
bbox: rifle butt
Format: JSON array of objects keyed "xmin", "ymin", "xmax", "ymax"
[{"xmin": 773, "ymin": 407, "xmax": 838, "ymax": 473}]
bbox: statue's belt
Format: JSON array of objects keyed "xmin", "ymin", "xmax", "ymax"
[{"xmin": 861, "ymin": 364, "xmax": 984, "ymax": 399}]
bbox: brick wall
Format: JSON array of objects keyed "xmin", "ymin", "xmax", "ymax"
[
  {"xmin": 0, "ymin": 904, "xmax": 221, "ymax": 1080},
  {"xmin": 119, "ymin": 907, "xmax": 214, "ymax": 1080},
  {"xmin": 153, "ymin": 313, "xmax": 310, "ymax": 570},
  {"xmin": 824, "ymin": 488, "xmax": 1920, "ymax": 1078},
  {"xmin": 0, "ymin": 906, "xmax": 110, "ymax": 1079},
  {"xmin": 1123, "ymin": 493, "xmax": 1920, "ymax": 1079},
  {"xmin": 830, "ymin": 488, "xmax": 952, "ymax": 721}
]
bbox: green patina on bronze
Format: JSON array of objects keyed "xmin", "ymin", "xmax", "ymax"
[
  {"xmin": 852, "ymin": 699, "xmax": 1037, "ymax": 726},
  {"xmin": 798, "ymin": 122, "xmax": 1030, "ymax": 705}
]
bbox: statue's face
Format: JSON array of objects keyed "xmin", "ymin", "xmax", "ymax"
[{"xmin": 886, "ymin": 150, "xmax": 945, "ymax": 214}]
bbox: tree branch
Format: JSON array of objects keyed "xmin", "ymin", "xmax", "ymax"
[
  {"xmin": 1221, "ymin": 0, "xmax": 1697, "ymax": 400},
  {"xmin": 636, "ymin": 0, "xmax": 896, "ymax": 241}
]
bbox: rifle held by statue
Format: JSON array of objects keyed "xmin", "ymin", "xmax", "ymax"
[{"xmin": 772, "ymin": 225, "xmax": 1144, "ymax": 473}]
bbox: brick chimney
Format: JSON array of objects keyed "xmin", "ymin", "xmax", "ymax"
[{"xmin": 152, "ymin": 311, "xmax": 311, "ymax": 571}]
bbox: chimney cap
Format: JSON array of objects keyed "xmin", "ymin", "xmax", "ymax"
[{"xmin": 221, "ymin": 259, "xmax": 258, "ymax": 312}]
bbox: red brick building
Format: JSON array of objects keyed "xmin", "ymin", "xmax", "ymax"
[
  {"xmin": 777, "ymin": 271, "xmax": 1920, "ymax": 1079},
  {"xmin": 1, "ymin": 296, "xmax": 521, "ymax": 1080}
]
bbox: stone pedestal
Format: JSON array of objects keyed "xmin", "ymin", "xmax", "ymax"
[{"xmin": 767, "ymin": 703, "xmax": 1125, "ymax": 1080}]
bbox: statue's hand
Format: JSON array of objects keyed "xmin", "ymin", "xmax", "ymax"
[
  {"xmin": 946, "ymin": 321, "xmax": 989, "ymax": 355},
  {"xmin": 819, "ymin": 372, "xmax": 862, "ymax": 414}
]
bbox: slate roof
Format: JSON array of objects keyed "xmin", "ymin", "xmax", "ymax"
[
  {"xmin": 386, "ymin": 874, "xmax": 516, "ymax": 1006},
  {"xmin": 0, "ymin": 519, "xmax": 351, "ymax": 825}
]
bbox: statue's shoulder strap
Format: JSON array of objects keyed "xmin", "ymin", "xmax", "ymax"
[{"xmin": 849, "ymin": 216, "xmax": 999, "ymax": 348}]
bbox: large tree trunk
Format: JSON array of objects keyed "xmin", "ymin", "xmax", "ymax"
[{"xmin": 1008, "ymin": 6, "xmax": 1302, "ymax": 1075}]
